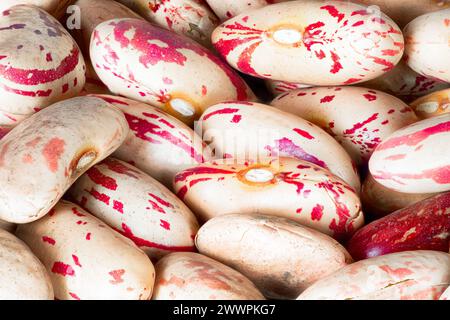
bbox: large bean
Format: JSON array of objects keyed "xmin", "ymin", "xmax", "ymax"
[
  {"xmin": 0, "ymin": 5, "xmax": 85, "ymax": 116},
  {"xmin": 271, "ymin": 86, "xmax": 417, "ymax": 165},
  {"xmin": 196, "ymin": 214, "xmax": 352, "ymax": 299},
  {"xmin": 69, "ymin": 158, "xmax": 199, "ymax": 260},
  {"xmin": 198, "ymin": 101, "xmax": 360, "ymax": 191},
  {"xmin": 0, "ymin": 96, "xmax": 128, "ymax": 223},
  {"xmin": 348, "ymin": 192, "xmax": 450, "ymax": 260},
  {"xmin": 90, "ymin": 18, "xmax": 255, "ymax": 124},
  {"xmin": 173, "ymin": 157, "xmax": 363, "ymax": 240},
  {"xmin": 16, "ymin": 201, "xmax": 155, "ymax": 300},
  {"xmin": 211, "ymin": 1, "xmax": 404, "ymax": 85},
  {"xmin": 298, "ymin": 251, "xmax": 450, "ymax": 300},
  {"xmin": 369, "ymin": 113, "xmax": 450, "ymax": 193}
]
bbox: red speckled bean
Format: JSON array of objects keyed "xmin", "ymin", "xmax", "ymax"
[
  {"xmin": 347, "ymin": 192, "xmax": 450, "ymax": 260},
  {"xmin": 198, "ymin": 101, "xmax": 360, "ymax": 191},
  {"xmin": 90, "ymin": 18, "xmax": 255, "ymax": 124},
  {"xmin": 298, "ymin": 250, "xmax": 450, "ymax": 300},
  {"xmin": 0, "ymin": 96, "xmax": 129, "ymax": 223},
  {"xmin": 271, "ymin": 86, "xmax": 418, "ymax": 166},
  {"xmin": 69, "ymin": 158, "xmax": 199, "ymax": 260},
  {"xmin": 16, "ymin": 200, "xmax": 155, "ymax": 300},
  {"xmin": 152, "ymin": 252, "xmax": 265, "ymax": 300},
  {"xmin": 173, "ymin": 157, "xmax": 363, "ymax": 240},
  {"xmin": 92, "ymin": 94, "xmax": 210, "ymax": 188},
  {"xmin": 0, "ymin": 5, "xmax": 85, "ymax": 116},
  {"xmin": 211, "ymin": 1, "xmax": 404, "ymax": 85},
  {"xmin": 364, "ymin": 60, "xmax": 449, "ymax": 102},
  {"xmin": 369, "ymin": 113, "xmax": 450, "ymax": 193}
]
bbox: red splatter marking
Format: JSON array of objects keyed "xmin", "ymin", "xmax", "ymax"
[
  {"xmin": 86, "ymin": 233, "xmax": 91, "ymax": 240},
  {"xmin": 379, "ymin": 265, "xmax": 413, "ymax": 278},
  {"xmin": 176, "ymin": 185, "xmax": 188, "ymax": 200},
  {"xmin": 315, "ymin": 49, "xmax": 326, "ymax": 59},
  {"xmin": 109, "ymin": 269, "xmax": 125, "ymax": 285},
  {"xmin": 86, "ymin": 167, "xmax": 117, "ymax": 190},
  {"xmin": 113, "ymin": 200, "xmax": 124, "ymax": 214},
  {"xmin": 352, "ymin": 21, "xmax": 364, "ymax": 27},
  {"xmin": 162, "ymin": 77, "xmax": 172, "ymax": 84},
  {"xmin": 103, "ymin": 158, "xmax": 140, "ymax": 179},
  {"xmin": 381, "ymin": 49, "xmax": 400, "ymax": 56},
  {"xmin": 303, "ymin": 22, "xmax": 325, "ymax": 51},
  {"xmin": 320, "ymin": 95, "xmax": 335, "ymax": 103},
  {"xmin": 293, "ymin": 128, "xmax": 314, "ymax": 140},
  {"xmin": 85, "ymin": 188, "xmax": 110, "ymax": 205},
  {"xmin": 42, "ymin": 138, "xmax": 65, "ymax": 173},
  {"xmin": 46, "ymin": 52, "xmax": 52, "ymax": 62},
  {"xmin": 51, "ymin": 262, "xmax": 75, "ymax": 277},
  {"xmin": 330, "ymin": 51, "xmax": 342, "ymax": 74},
  {"xmin": 189, "ymin": 177, "xmax": 212, "ymax": 187},
  {"xmin": 72, "ymin": 255, "xmax": 82, "ymax": 267},
  {"xmin": 363, "ymin": 94, "xmax": 377, "ymax": 101},
  {"xmin": 231, "ymin": 114, "xmax": 242, "ymax": 123},
  {"xmin": 351, "ymin": 10, "xmax": 370, "ymax": 16},
  {"xmin": 384, "ymin": 154, "xmax": 406, "ymax": 160},
  {"xmin": 279, "ymin": 172, "xmax": 304, "ymax": 194},
  {"xmin": 160, "ymin": 219, "xmax": 170, "ymax": 230},
  {"xmin": 71, "ymin": 207, "xmax": 85, "ymax": 217},
  {"xmin": 344, "ymin": 113, "xmax": 378, "ymax": 134},
  {"xmin": 115, "ymin": 223, "xmax": 195, "ymax": 251},
  {"xmin": 69, "ymin": 292, "xmax": 80, "ymax": 300},
  {"xmin": 148, "ymin": 193, "xmax": 172, "ymax": 208},
  {"xmin": 376, "ymin": 121, "xmax": 450, "ymax": 151},
  {"xmin": 311, "ymin": 204, "xmax": 324, "ymax": 221},
  {"xmin": 381, "ymin": 120, "xmax": 389, "ymax": 125},
  {"xmin": 320, "ymin": 5, "xmax": 345, "ymax": 22},
  {"xmin": 201, "ymin": 85, "xmax": 207, "ymax": 96},
  {"xmin": 373, "ymin": 165, "xmax": 450, "ymax": 185},
  {"xmin": 42, "ymin": 236, "xmax": 55, "ymax": 245},
  {"xmin": 236, "ymin": 41, "xmax": 260, "ymax": 76},
  {"xmin": 242, "ymin": 16, "xmax": 249, "ymax": 23}
]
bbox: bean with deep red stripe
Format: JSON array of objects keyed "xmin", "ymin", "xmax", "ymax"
[
  {"xmin": 369, "ymin": 113, "xmax": 450, "ymax": 193},
  {"xmin": 0, "ymin": 5, "xmax": 85, "ymax": 118}
]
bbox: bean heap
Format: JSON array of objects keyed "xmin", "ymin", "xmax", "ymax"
[{"xmin": 0, "ymin": 0, "xmax": 449, "ymax": 301}]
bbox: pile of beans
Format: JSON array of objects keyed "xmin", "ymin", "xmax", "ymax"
[{"xmin": 0, "ymin": 0, "xmax": 449, "ymax": 300}]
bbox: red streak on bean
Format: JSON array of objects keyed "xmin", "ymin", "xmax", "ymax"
[
  {"xmin": 175, "ymin": 167, "xmax": 235, "ymax": 183},
  {"xmin": 113, "ymin": 200, "xmax": 124, "ymax": 214},
  {"xmin": 86, "ymin": 167, "xmax": 117, "ymax": 190},
  {"xmin": 363, "ymin": 94, "xmax": 377, "ymax": 101},
  {"xmin": 293, "ymin": 128, "xmax": 314, "ymax": 140},
  {"xmin": 202, "ymin": 108, "xmax": 239, "ymax": 121},
  {"xmin": 72, "ymin": 255, "xmax": 82, "ymax": 267},
  {"xmin": 311, "ymin": 204, "xmax": 324, "ymax": 221},
  {"xmin": 42, "ymin": 236, "xmax": 55, "ymax": 245},
  {"xmin": 125, "ymin": 113, "xmax": 204, "ymax": 163},
  {"xmin": 160, "ymin": 219, "xmax": 170, "ymax": 230},
  {"xmin": 103, "ymin": 158, "xmax": 139, "ymax": 179},
  {"xmin": 379, "ymin": 265, "xmax": 413, "ymax": 278},
  {"xmin": 320, "ymin": 5, "xmax": 345, "ymax": 22},
  {"xmin": 320, "ymin": 95, "xmax": 335, "ymax": 103},
  {"xmin": 85, "ymin": 188, "xmax": 111, "ymax": 205},
  {"xmin": 344, "ymin": 113, "xmax": 378, "ymax": 135},
  {"xmin": 51, "ymin": 262, "xmax": 75, "ymax": 277},
  {"xmin": 231, "ymin": 114, "xmax": 242, "ymax": 123},
  {"xmin": 109, "ymin": 269, "xmax": 125, "ymax": 284},
  {"xmin": 115, "ymin": 223, "xmax": 195, "ymax": 251},
  {"xmin": 330, "ymin": 51, "xmax": 342, "ymax": 74},
  {"xmin": 274, "ymin": 138, "xmax": 327, "ymax": 168},
  {"xmin": 69, "ymin": 292, "xmax": 80, "ymax": 300}
]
